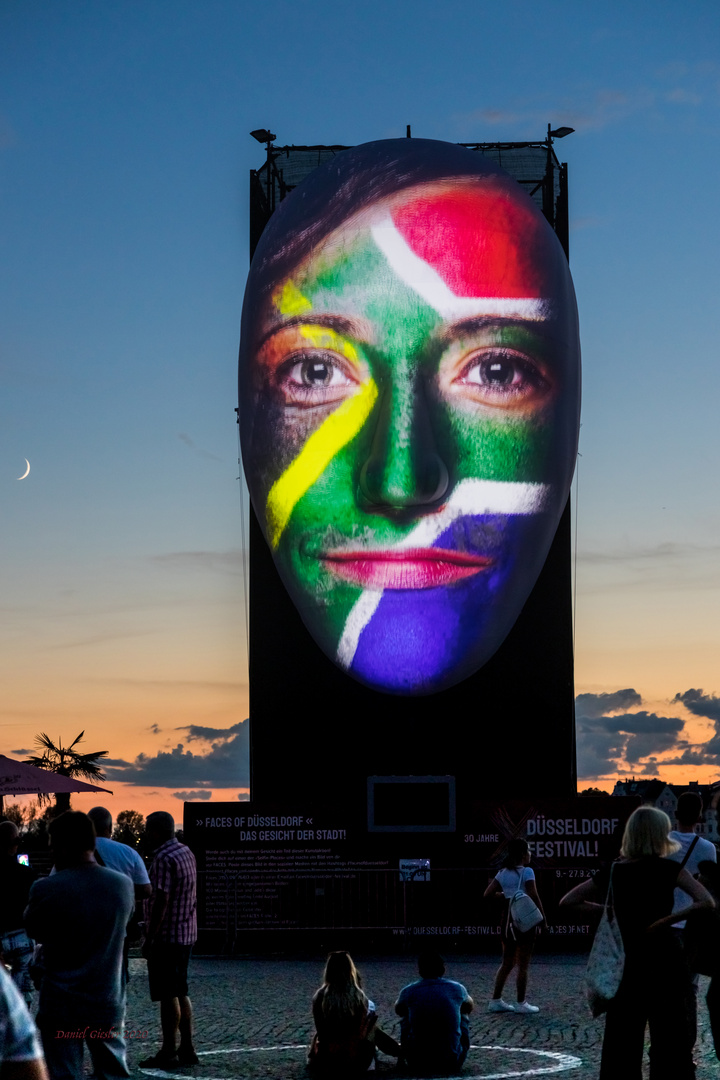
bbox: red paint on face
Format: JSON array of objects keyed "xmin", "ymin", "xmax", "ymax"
[
  {"xmin": 391, "ymin": 186, "xmax": 551, "ymax": 299},
  {"xmin": 321, "ymin": 547, "xmax": 493, "ymax": 590}
]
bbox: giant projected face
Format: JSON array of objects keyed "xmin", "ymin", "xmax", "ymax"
[{"xmin": 239, "ymin": 140, "xmax": 580, "ymax": 695}]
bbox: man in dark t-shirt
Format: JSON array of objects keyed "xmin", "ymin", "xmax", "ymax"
[
  {"xmin": 25, "ymin": 811, "xmax": 134, "ymax": 1080},
  {"xmin": 395, "ymin": 951, "xmax": 473, "ymax": 1074}
]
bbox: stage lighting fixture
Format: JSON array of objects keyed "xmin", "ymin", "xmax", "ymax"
[{"xmin": 250, "ymin": 129, "xmax": 276, "ymax": 143}]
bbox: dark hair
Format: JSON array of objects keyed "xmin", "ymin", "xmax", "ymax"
[
  {"xmin": 418, "ymin": 950, "xmax": 445, "ymax": 978},
  {"xmin": 88, "ymin": 806, "xmax": 113, "ymax": 835},
  {"xmin": 0, "ymin": 821, "xmax": 19, "ymax": 848},
  {"xmin": 48, "ymin": 811, "xmax": 96, "ymax": 854},
  {"xmin": 146, "ymin": 811, "xmax": 175, "ymax": 839},
  {"xmin": 676, "ymin": 792, "xmax": 703, "ymax": 827},
  {"xmin": 247, "ymin": 139, "xmax": 519, "ymax": 307},
  {"xmin": 503, "ymin": 838, "xmax": 529, "ymax": 868},
  {"xmin": 238, "ymin": 137, "xmax": 575, "ymax": 450}
]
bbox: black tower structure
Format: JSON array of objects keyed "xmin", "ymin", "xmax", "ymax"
[{"xmin": 241, "ymin": 129, "xmax": 577, "ymax": 827}]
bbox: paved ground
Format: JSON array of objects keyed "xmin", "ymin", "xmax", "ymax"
[{"xmin": 121, "ymin": 954, "xmax": 719, "ymax": 1079}]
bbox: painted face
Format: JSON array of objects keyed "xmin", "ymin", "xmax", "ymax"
[{"xmin": 240, "ymin": 151, "xmax": 580, "ymax": 695}]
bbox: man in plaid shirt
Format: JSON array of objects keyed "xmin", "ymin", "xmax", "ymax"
[{"xmin": 140, "ymin": 812, "xmax": 197, "ymax": 1068}]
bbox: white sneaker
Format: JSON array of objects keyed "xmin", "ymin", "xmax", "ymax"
[
  {"xmin": 514, "ymin": 1001, "xmax": 540, "ymax": 1014},
  {"xmin": 487, "ymin": 999, "xmax": 515, "ymax": 1012}
]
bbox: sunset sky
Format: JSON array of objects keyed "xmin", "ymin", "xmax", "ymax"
[{"xmin": 2, "ymin": 0, "xmax": 719, "ymax": 822}]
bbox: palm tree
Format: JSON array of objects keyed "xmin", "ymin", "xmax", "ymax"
[{"xmin": 25, "ymin": 731, "xmax": 109, "ymax": 814}]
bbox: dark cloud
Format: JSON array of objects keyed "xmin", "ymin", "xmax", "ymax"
[
  {"xmin": 625, "ymin": 730, "xmax": 682, "ymax": 763},
  {"xmin": 655, "ymin": 747, "xmax": 719, "ymax": 768},
  {"xmin": 11, "ymin": 749, "xmax": 31, "ymax": 755},
  {"xmin": 104, "ymin": 720, "xmax": 249, "ymax": 788},
  {"xmin": 602, "ymin": 712, "xmax": 683, "ymax": 737},
  {"xmin": 668, "ymin": 689, "xmax": 720, "ymax": 763},
  {"xmin": 177, "ymin": 721, "xmax": 246, "ymax": 743},
  {"xmin": 673, "ymin": 689, "xmax": 720, "ymax": 723},
  {"xmin": 149, "ymin": 724, "xmax": 161, "ymax": 735},
  {"xmin": 576, "ymin": 732, "xmax": 627, "ymax": 779},
  {"xmin": 575, "ymin": 696, "xmax": 685, "ymax": 778},
  {"xmin": 575, "ymin": 689, "xmax": 642, "ymax": 719},
  {"xmin": 173, "ymin": 790, "xmax": 213, "ymax": 801}
]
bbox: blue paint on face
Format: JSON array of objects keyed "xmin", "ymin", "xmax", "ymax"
[{"xmin": 349, "ymin": 513, "xmax": 546, "ymax": 693}]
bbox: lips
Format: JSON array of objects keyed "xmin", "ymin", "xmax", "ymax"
[{"xmin": 321, "ymin": 547, "xmax": 493, "ymax": 589}]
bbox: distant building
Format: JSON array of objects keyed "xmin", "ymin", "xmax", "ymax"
[{"xmin": 611, "ymin": 778, "xmax": 720, "ymax": 843}]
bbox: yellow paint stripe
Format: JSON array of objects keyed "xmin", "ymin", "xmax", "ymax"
[
  {"xmin": 299, "ymin": 325, "xmax": 358, "ymax": 362},
  {"xmin": 266, "ymin": 380, "xmax": 378, "ymax": 549},
  {"xmin": 274, "ymin": 280, "xmax": 313, "ymax": 316}
]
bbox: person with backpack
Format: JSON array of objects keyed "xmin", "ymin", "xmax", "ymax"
[{"xmin": 484, "ymin": 838, "xmax": 546, "ymax": 1013}]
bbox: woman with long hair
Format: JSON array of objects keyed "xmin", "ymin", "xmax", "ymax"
[
  {"xmin": 308, "ymin": 951, "xmax": 399, "ymax": 1074},
  {"xmin": 484, "ymin": 837, "xmax": 547, "ymax": 1013},
  {"xmin": 560, "ymin": 805, "xmax": 715, "ymax": 1080}
]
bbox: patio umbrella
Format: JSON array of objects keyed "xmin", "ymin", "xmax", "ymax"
[{"xmin": 0, "ymin": 754, "xmax": 112, "ymax": 812}]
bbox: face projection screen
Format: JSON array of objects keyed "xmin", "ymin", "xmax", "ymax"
[{"xmin": 239, "ymin": 139, "xmax": 581, "ymax": 697}]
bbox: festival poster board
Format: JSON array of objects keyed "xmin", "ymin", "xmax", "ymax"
[{"xmin": 185, "ymin": 797, "xmax": 637, "ymax": 948}]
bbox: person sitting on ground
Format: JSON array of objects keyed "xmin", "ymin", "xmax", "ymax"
[
  {"xmin": 308, "ymin": 951, "xmax": 400, "ymax": 1074},
  {"xmin": 394, "ymin": 950, "xmax": 473, "ymax": 1075},
  {"xmin": 484, "ymin": 837, "xmax": 546, "ymax": 1014}
]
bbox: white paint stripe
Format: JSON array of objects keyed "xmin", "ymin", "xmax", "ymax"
[
  {"xmin": 138, "ymin": 1043, "xmax": 582, "ymax": 1080},
  {"xmin": 395, "ymin": 478, "xmax": 551, "ymax": 551},
  {"xmin": 371, "ymin": 216, "xmax": 551, "ymax": 322},
  {"xmin": 335, "ymin": 478, "xmax": 551, "ymax": 670},
  {"xmin": 337, "ymin": 589, "xmax": 383, "ymax": 669}
]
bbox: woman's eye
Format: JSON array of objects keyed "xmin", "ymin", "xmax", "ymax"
[
  {"xmin": 280, "ymin": 351, "xmax": 358, "ymax": 405},
  {"xmin": 456, "ymin": 349, "xmax": 548, "ymax": 403},
  {"xmin": 296, "ymin": 356, "xmax": 345, "ymax": 387}
]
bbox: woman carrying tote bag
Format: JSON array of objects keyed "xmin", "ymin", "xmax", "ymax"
[
  {"xmin": 484, "ymin": 838, "xmax": 547, "ymax": 1014},
  {"xmin": 560, "ymin": 806, "xmax": 714, "ymax": 1080}
]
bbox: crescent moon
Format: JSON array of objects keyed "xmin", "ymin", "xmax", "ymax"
[{"xmin": 17, "ymin": 459, "xmax": 30, "ymax": 480}]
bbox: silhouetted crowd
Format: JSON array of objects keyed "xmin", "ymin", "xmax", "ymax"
[
  {"xmin": 0, "ymin": 807, "xmax": 197, "ymax": 1080},
  {"xmin": 2, "ymin": 796, "xmax": 720, "ymax": 1079}
]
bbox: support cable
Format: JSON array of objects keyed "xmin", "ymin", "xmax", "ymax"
[
  {"xmin": 236, "ymin": 427, "xmax": 250, "ymax": 667},
  {"xmin": 572, "ymin": 449, "xmax": 580, "ymax": 653}
]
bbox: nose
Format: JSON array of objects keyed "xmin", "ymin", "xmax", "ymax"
[{"xmin": 358, "ymin": 379, "xmax": 449, "ymax": 512}]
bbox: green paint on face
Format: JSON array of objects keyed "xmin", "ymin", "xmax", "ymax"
[{"xmin": 255, "ymin": 220, "xmax": 564, "ymax": 647}]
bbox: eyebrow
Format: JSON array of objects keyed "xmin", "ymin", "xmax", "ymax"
[
  {"xmin": 438, "ymin": 315, "xmax": 551, "ymax": 343},
  {"xmin": 257, "ymin": 313, "xmax": 371, "ymax": 351}
]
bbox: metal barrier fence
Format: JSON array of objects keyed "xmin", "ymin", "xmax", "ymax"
[{"xmin": 196, "ymin": 867, "xmax": 501, "ymax": 941}]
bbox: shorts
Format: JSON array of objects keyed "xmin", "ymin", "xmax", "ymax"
[{"xmin": 146, "ymin": 943, "xmax": 192, "ymax": 1002}]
